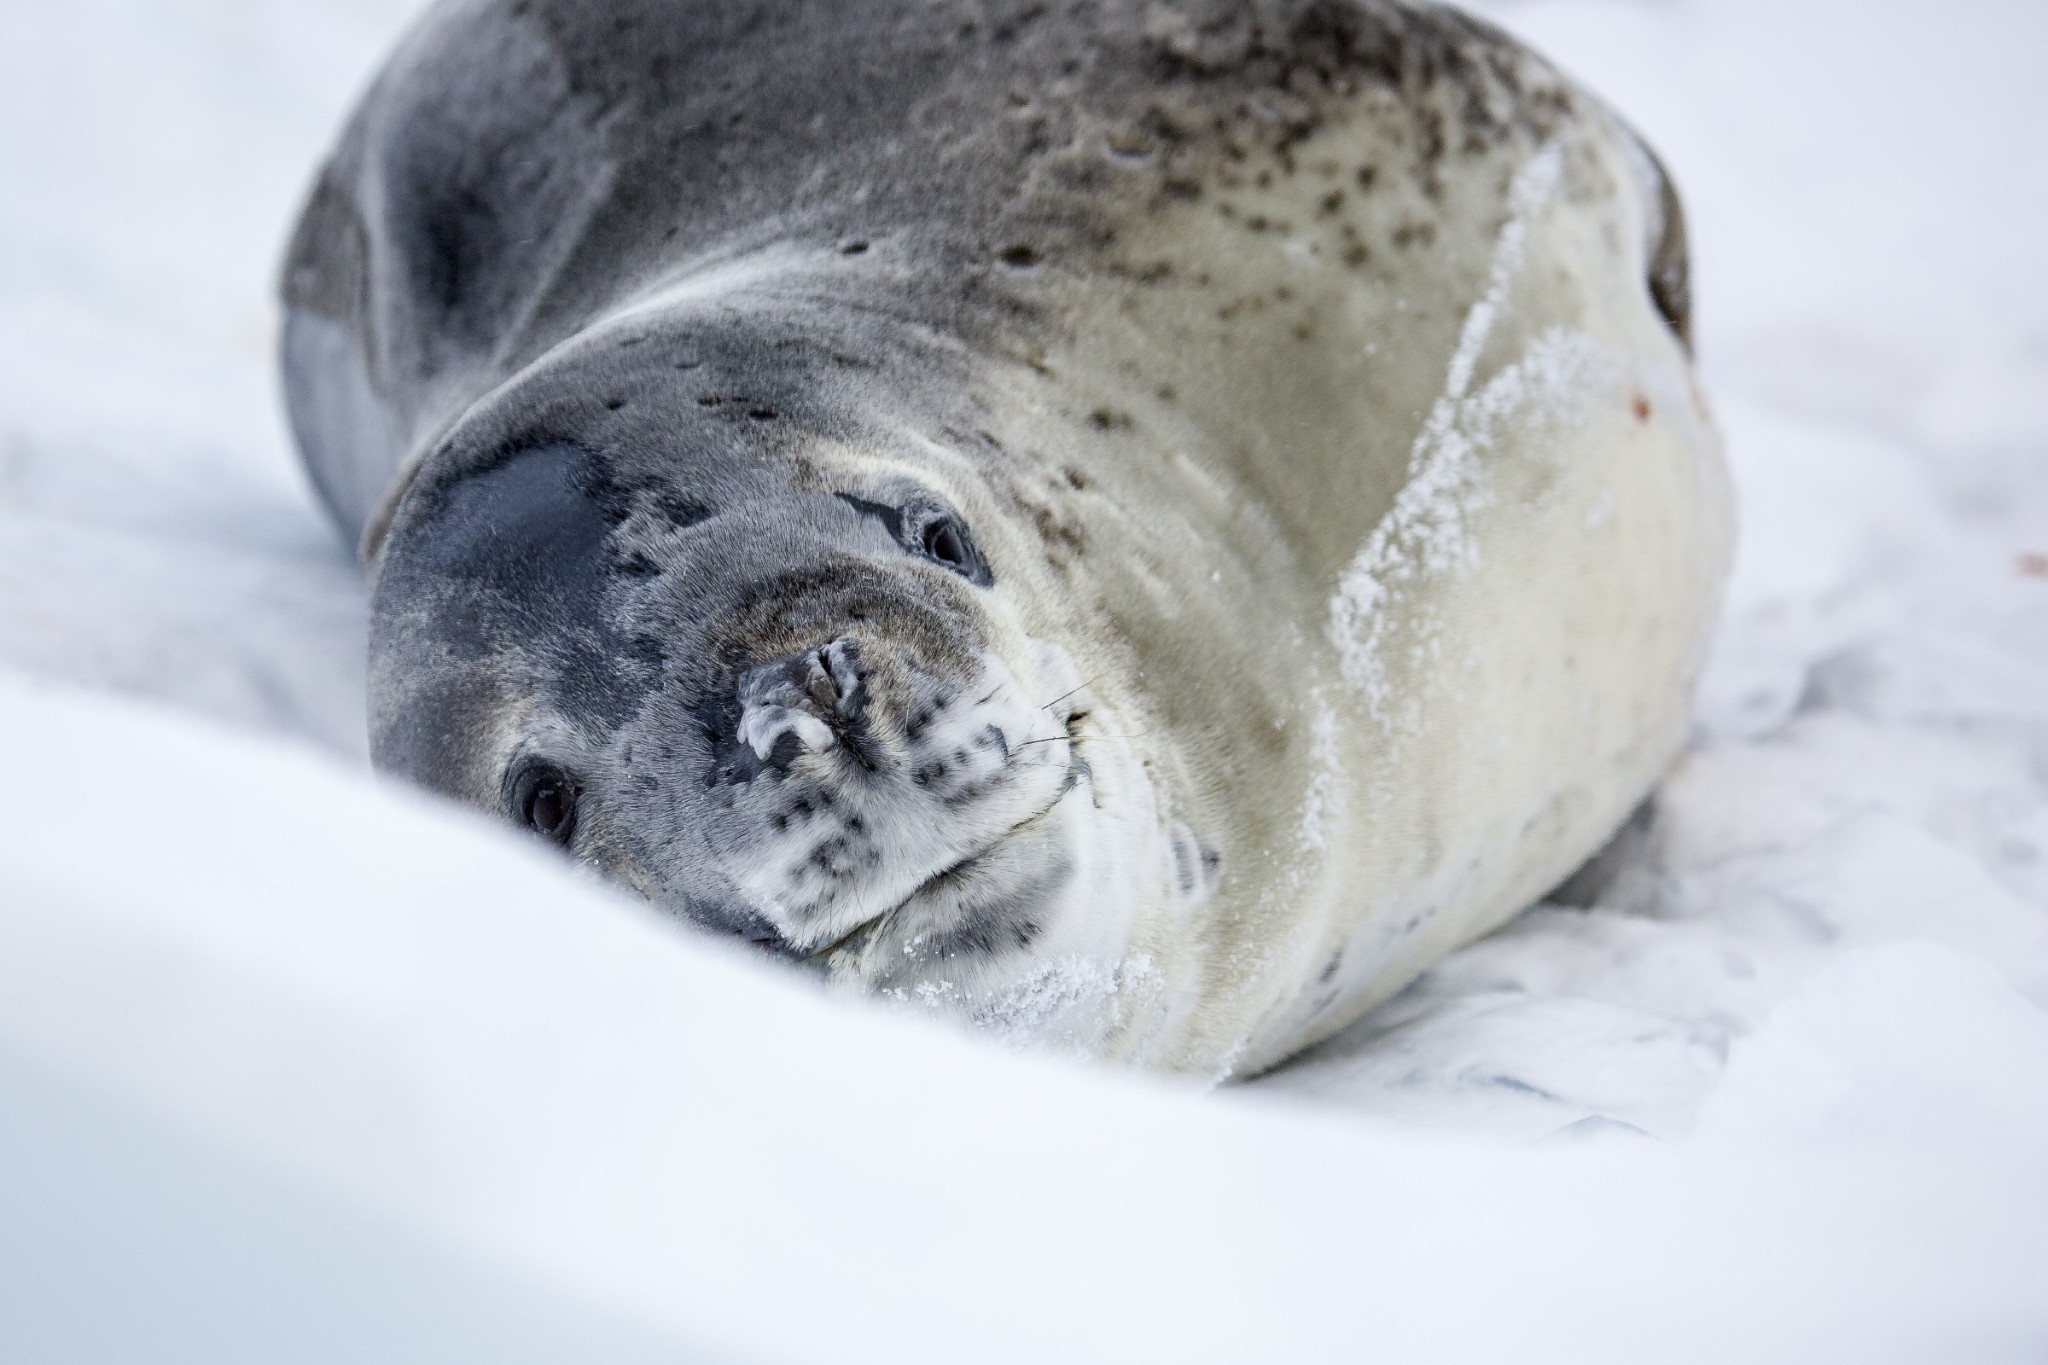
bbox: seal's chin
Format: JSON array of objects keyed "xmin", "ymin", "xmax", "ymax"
[
  {"xmin": 680, "ymin": 634, "xmax": 1177, "ymax": 1054},
  {"xmin": 772, "ymin": 647, "xmax": 1194, "ymax": 1059},
  {"xmin": 704, "ymin": 637, "xmax": 1095, "ymax": 958},
  {"xmin": 805, "ymin": 774, "xmax": 1083, "ymax": 970}
]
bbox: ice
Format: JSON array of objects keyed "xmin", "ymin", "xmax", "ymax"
[{"xmin": 2, "ymin": 0, "xmax": 2045, "ymax": 1357}]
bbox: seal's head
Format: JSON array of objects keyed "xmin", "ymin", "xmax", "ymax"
[{"xmin": 367, "ymin": 311, "xmax": 1167, "ymax": 1021}]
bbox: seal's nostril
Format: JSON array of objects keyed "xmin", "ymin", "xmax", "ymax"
[
  {"xmin": 819, "ymin": 638, "xmax": 866, "ymax": 716},
  {"xmin": 738, "ymin": 702, "xmax": 836, "ymax": 761},
  {"xmin": 734, "ymin": 637, "xmax": 868, "ymax": 766},
  {"xmin": 802, "ymin": 652, "xmax": 840, "ymax": 712}
]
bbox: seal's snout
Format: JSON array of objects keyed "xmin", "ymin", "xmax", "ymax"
[
  {"xmin": 736, "ymin": 638, "xmax": 867, "ymax": 765},
  {"xmin": 700, "ymin": 634, "xmax": 1088, "ymax": 959}
]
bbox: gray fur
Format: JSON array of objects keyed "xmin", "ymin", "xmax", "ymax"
[{"xmin": 281, "ymin": 0, "xmax": 1719, "ymax": 1073}]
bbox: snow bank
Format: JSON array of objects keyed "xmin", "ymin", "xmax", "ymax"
[{"xmin": 4, "ymin": 675, "xmax": 2045, "ymax": 1362}]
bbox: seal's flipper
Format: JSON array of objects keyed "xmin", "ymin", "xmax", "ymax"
[
  {"xmin": 1640, "ymin": 142, "xmax": 1694, "ymax": 353},
  {"xmin": 281, "ymin": 159, "xmax": 397, "ymax": 548},
  {"xmin": 280, "ymin": 2, "xmax": 617, "ymax": 551}
]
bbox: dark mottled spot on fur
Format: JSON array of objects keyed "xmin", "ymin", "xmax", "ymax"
[
  {"xmin": 1088, "ymin": 408, "xmax": 1132, "ymax": 431},
  {"xmin": 626, "ymin": 632, "xmax": 666, "ymax": 672},
  {"xmin": 918, "ymin": 848, "xmax": 1072, "ymax": 960},
  {"xmin": 654, "ymin": 490, "xmax": 711, "ymax": 527},
  {"xmin": 998, "ymin": 243, "xmax": 1041, "ymax": 268},
  {"xmin": 839, "ymin": 239, "xmax": 868, "ymax": 255},
  {"xmin": 1025, "ymin": 499, "xmax": 1088, "ymax": 556},
  {"xmin": 1106, "ymin": 128, "xmax": 1156, "ymax": 162}
]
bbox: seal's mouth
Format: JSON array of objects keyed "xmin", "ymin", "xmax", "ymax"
[{"xmin": 800, "ymin": 733, "xmax": 1089, "ymax": 966}]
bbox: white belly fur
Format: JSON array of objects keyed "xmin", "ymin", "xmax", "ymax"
[{"xmin": 963, "ymin": 104, "xmax": 1732, "ymax": 1075}]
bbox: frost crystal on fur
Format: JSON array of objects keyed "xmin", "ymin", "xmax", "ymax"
[{"xmin": 1329, "ymin": 146, "xmax": 1600, "ymax": 720}]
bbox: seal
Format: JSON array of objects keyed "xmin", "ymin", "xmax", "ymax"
[{"xmin": 280, "ymin": 0, "xmax": 1731, "ymax": 1076}]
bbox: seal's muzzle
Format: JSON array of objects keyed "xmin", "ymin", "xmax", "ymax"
[{"xmin": 735, "ymin": 638, "xmax": 866, "ymax": 769}]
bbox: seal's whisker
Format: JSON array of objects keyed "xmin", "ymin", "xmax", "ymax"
[
  {"xmin": 1013, "ymin": 727, "xmax": 1149, "ymax": 751},
  {"xmin": 1038, "ymin": 680, "xmax": 1098, "ymax": 711},
  {"xmin": 850, "ymin": 880, "xmax": 872, "ymax": 941}
]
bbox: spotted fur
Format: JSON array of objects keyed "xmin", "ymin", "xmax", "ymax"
[{"xmin": 282, "ymin": 0, "xmax": 1729, "ymax": 1074}]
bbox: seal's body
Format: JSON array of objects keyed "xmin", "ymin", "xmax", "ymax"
[{"xmin": 282, "ymin": 0, "xmax": 1730, "ymax": 1075}]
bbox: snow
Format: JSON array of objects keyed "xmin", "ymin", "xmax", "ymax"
[
  {"xmin": 1, "ymin": 0, "xmax": 2045, "ymax": 1358},
  {"xmin": 6, "ymin": 676, "xmax": 2046, "ymax": 1362}
]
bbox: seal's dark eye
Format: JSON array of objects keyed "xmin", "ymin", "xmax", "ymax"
[
  {"xmin": 512, "ymin": 765, "xmax": 581, "ymax": 846},
  {"xmin": 834, "ymin": 492, "xmax": 992, "ymax": 586},
  {"xmin": 922, "ymin": 517, "xmax": 970, "ymax": 570},
  {"xmin": 913, "ymin": 513, "xmax": 990, "ymax": 585}
]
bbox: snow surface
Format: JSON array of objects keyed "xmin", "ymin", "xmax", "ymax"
[{"xmin": 1, "ymin": 0, "xmax": 2045, "ymax": 1358}]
